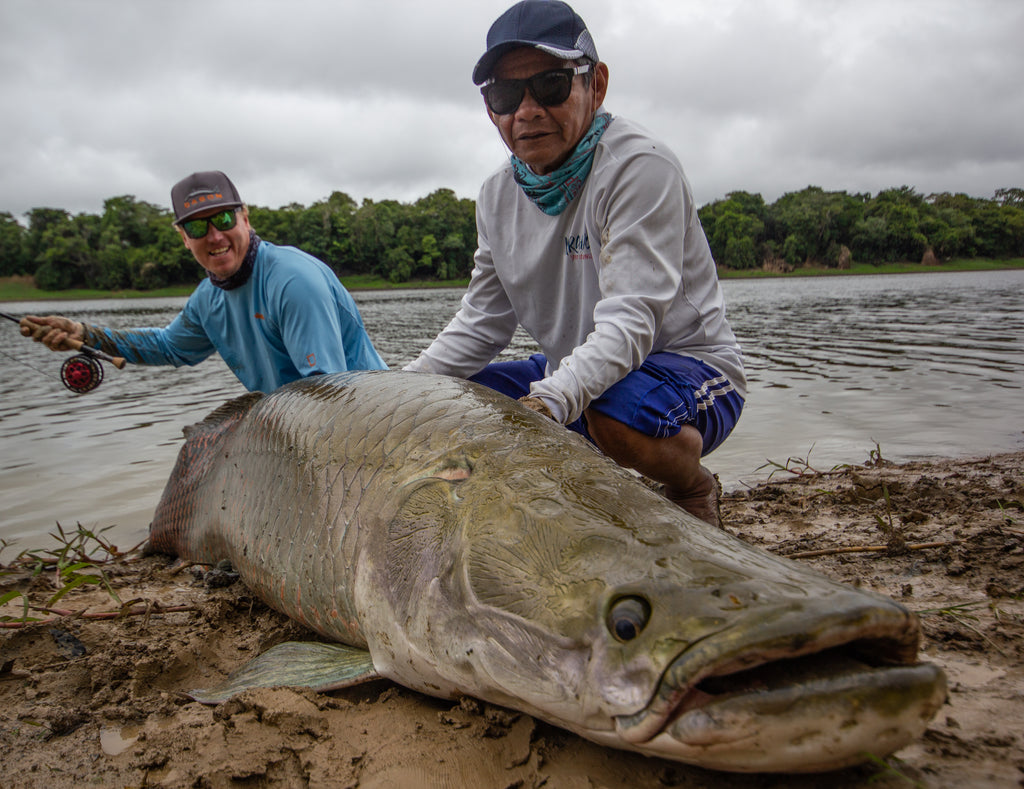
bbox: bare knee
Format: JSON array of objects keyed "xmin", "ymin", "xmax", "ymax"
[
  {"xmin": 670, "ymin": 423, "xmax": 704, "ymax": 459},
  {"xmin": 585, "ymin": 409, "xmax": 643, "ymax": 467},
  {"xmin": 585, "ymin": 408, "xmax": 704, "ymax": 479}
]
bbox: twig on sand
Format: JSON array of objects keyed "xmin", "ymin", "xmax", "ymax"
[
  {"xmin": 784, "ymin": 539, "xmax": 959, "ymax": 559},
  {"xmin": 917, "ymin": 601, "xmax": 1009, "ymax": 658},
  {"xmin": 0, "ymin": 600, "xmax": 197, "ymax": 629}
]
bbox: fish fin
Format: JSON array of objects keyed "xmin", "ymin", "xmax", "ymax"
[
  {"xmin": 183, "ymin": 391, "xmax": 265, "ymax": 440},
  {"xmin": 187, "ymin": 641, "xmax": 380, "ymax": 705}
]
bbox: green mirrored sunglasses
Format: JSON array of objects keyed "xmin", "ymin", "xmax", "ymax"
[{"xmin": 179, "ymin": 208, "xmax": 239, "ymax": 239}]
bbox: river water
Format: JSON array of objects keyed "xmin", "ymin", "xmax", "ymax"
[{"xmin": 2, "ymin": 269, "xmax": 1022, "ymax": 550}]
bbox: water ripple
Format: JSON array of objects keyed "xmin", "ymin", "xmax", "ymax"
[{"xmin": 1, "ymin": 269, "xmax": 1021, "ymax": 547}]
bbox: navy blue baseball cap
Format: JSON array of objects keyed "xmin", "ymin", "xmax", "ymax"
[{"xmin": 472, "ymin": 0, "xmax": 599, "ymax": 85}]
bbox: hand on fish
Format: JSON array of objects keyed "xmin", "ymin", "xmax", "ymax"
[{"xmin": 518, "ymin": 395, "xmax": 555, "ymax": 420}]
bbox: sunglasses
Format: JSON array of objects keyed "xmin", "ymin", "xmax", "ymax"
[
  {"xmin": 481, "ymin": 65, "xmax": 591, "ymax": 115},
  {"xmin": 179, "ymin": 208, "xmax": 240, "ymax": 239}
]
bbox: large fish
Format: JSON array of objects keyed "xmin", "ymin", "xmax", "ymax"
[{"xmin": 149, "ymin": 371, "xmax": 945, "ymax": 773}]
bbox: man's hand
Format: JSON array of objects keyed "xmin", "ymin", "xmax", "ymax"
[
  {"xmin": 21, "ymin": 315, "xmax": 85, "ymax": 352},
  {"xmin": 518, "ymin": 395, "xmax": 555, "ymax": 420}
]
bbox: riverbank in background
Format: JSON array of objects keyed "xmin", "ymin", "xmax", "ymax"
[
  {"xmin": 2, "ymin": 258, "xmax": 1023, "ymax": 302},
  {"xmin": 716, "ymin": 257, "xmax": 1024, "ymax": 279},
  {"xmin": 0, "ymin": 274, "xmax": 473, "ymax": 303}
]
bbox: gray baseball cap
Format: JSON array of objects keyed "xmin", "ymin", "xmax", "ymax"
[{"xmin": 171, "ymin": 171, "xmax": 243, "ymax": 224}]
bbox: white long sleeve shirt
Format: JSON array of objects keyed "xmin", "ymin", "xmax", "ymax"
[{"xmin": 406, "ymin": 115, "xmax": 745, "ymax": 424}]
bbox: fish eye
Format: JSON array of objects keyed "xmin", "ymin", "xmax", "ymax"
[{"xmin": 606, "ymin": 596, "xmax": 651, "ymax": 642}]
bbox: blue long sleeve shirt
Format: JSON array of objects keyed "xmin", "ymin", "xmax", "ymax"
[{"xmin": 85, "ymin": 241, "xmax": 387, "ymax": 392}]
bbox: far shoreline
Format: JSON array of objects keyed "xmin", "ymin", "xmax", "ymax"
[{"xmin": 1, "ymin": 258, "xmax": 1022, "ymax": 303}]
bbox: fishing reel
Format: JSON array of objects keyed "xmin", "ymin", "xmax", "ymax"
[
  {"xmin": 1, "ymin": 310, "xmax": 126, "ymax": 394},
  {"xmin": 60, "ymin": 353, "xmax": 105, "ymax": 394}
]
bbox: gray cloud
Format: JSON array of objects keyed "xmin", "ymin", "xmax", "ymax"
[{"xmin": 1, "ymin": 0, "xmax": 1021, "ymax": 221}]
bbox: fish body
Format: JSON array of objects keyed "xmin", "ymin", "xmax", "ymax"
[{"xmin": 149, "ymin": 371, "xmax": 945, "ymax": 773}]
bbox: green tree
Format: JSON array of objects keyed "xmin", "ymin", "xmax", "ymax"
[
  {"xmin": 350, "ymin": 199, "xmax": 401, "ymax": 277},
  {"xmin": 300, "ymin": 192, "xmax": 358, "ymax": 272},
  {"xmin": 246, "ymin": 203, "xmax": 290, "ymax": 245},
  {"xmin": 0, "ymin": 212, "xmax": 27, "ymax": 275},
  {"xmin": 923, "ymin": 193, "xmax": 977, "ymax": 259},
  {"xmin": 724, "ymin": 235, "xmax": 757, "ymax": 270},
  {"xmin": 849, "ymin": 187, "xmax": 928, "ymax": 263},
  {"xmin": 698, "ymin": 191, "xmax": 767, "ymax": 269},
  {"xmin": 23, "ymin": 208, "xmax": 72, "ymax": 276},
  {"xmin": 384, "ymin": 244, "xmax": 414, "ymax": 283},
  {"xmin": 407, "ymin": 189, "xmax": 477, "ymax": 279},
  {"xmin": 440, "ymin": 231, "xmax": 468, "ymax": 279},
  {"xmin": 416, "ymin": 234, "xmax": 442, "ymax": 279},
  {"xmin": 100, "ymin": 195, "xmax": 168, "ymax": 247},
  {"xmin": 768, "ymin": 187, "xmax": 864, "ymax": 266},
  {"xmin": 33, "ymin": 220, "xmax": 89, "ymax": 290},
  {"xmin": 31, "ymin": 212, "xmax": 102, "ymax": 290},
  {"xmin": 95, "ymin": 238, "xmax": 131, "ymax": 290},
  {"xmin": 994, "ymin": 188, "xmax": 1024, "ymax": 207},
  {"xmin": 973, "ymin": 201, "xmax": 1024, "ymax": 258}
]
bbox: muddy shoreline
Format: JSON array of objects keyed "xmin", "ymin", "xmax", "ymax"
[{"xmin": 2, "ymin": 451, "xmax": 1022, "ymax": 788}]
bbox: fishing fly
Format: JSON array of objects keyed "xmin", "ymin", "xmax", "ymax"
[{"xmin": 0, "ymin": 310, "xmax": 126, "ymax": 393}]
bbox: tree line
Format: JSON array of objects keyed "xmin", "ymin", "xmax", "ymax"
[
  {"xmin": 698, "ymin": 186, "xmax": 1024, "ymax": 270},
  {"xmin": 0, "ymin": 188, "xmax": 478, "ymax": 290},
  {"xmin": 0, "ymin": 185, "xmax": 1022, "ymax": 291}
]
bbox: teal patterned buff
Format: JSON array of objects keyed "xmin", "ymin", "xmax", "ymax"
[{"xmin": 511, "ymin": 112, "xmax": 613, "ymax": 215}]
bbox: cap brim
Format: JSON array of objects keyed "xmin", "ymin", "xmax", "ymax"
[
  {"xmin": 472, "ymin": 41, "xmax": 585, "ymax": 84},
  {"xmin": 174, "ymin": 202, "xmax": 244, "ymax": 225}
]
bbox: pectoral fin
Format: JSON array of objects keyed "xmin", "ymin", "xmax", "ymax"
[{"xmin": 188, "ymin": 641, "xmax": 380, "ymax": 705}]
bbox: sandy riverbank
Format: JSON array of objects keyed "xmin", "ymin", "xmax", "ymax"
[{"xmin": 2, "ymin": 451, "xmax": 1022, "ymax": 788}]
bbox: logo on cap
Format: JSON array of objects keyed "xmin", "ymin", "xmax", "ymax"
[{"xmin": 182, "ymin": 191, "xmax": 225, "ymax": 211}]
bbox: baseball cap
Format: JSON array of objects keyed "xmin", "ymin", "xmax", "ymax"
[
  {"xmin": 472, "ymin": 0, "xmax": 599, "ymax": 85},
  {"xmin": 171, "ymin": 171, "xmax": 244, "ymax": 224}
]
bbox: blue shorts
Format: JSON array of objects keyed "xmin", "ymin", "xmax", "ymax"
[{"xmin": 469, "ymin": 352, "xmax": 744, "ymax": 455}]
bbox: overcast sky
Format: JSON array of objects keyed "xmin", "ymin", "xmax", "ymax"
[{"xmin": 2, "ymin": 0, "xmax": 1022, "ymax": 221}]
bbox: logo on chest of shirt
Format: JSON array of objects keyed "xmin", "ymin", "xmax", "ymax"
[{"xmin": 564, "ymin": 231, "xmax": 592, "ymax": 263}]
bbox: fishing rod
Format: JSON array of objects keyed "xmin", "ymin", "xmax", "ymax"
[{"xmin": 0, "ymin": 310, "xmax": 127, "ymax": 393}]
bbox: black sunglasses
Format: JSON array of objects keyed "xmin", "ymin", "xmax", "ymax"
[
  {"xmin": 179, "ymin": 208, "xmax": 240, "ymax": 239},
  {"xmin": 481, "ymin": 65, "xmax": 591, "ymax": 115}
]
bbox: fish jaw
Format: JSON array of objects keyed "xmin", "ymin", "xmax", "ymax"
[
  {"xmin": 646, "ymin": 659, "xmax": 946, "ymax": 772},
  {"xmin": 607, "ymin": 594, "xmax": 947, "ymax": 772}
]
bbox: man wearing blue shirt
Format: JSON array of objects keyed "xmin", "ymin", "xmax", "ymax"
[{"xmin": 24, "ymin": 171, "xmax": 387, "ymax": 392}]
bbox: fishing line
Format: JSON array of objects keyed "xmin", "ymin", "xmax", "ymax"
[{"xmin": 0, "ymin": 344, "xmax": 53, "ymax": 379}]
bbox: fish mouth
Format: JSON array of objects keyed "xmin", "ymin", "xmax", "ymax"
[{"xmin": 614, "ymin": 607, "xmax": 947, "ymax": 771}]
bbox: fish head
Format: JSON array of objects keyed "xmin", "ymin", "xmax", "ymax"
[{"xmin": 382, "ymin": 397, "xmax": 946, "ymax": 773}]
